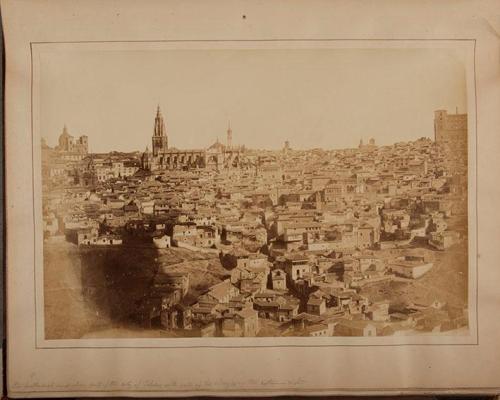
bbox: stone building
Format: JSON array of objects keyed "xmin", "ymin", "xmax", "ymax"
[
  {"xmin": 434, "ymin": 109, "xmax": 467, "ymax": 144},
  {"xmin": 56, "ymin": 125, "xmax": 88, "ymax": 160},
  {"xmin": 141, "ymin": 106, "xmax": 243, "ymax": 171},
  {"xmin": 358, "ymin": 137, "xmax": 377, "ymax": 150},
  {"xmin": 434, "ymin": 109, "xmax": 468, "ymax": 174}
]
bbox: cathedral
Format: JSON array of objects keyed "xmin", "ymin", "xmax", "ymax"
[
  {"xmin": 141, "ymin": 106, "xmax": 243, "ymax": 172},
  {"xmin": 56, "ymin": 125, "xmax": 88, "ymax": 154}
]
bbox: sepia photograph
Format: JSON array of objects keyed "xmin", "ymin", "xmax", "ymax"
[
  {"xmin": 37, "ymin": 43, "xmax": 473, "ymax": 341},
  {"xmin": 6, "ymin": 0, "xmax": 500, "ymax": 395}
]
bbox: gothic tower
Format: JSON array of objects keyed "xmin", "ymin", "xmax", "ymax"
[
  {"xmin": 152, "ymin": 105, "xmax": 168, "ymax": 157},
  {"xmin": 141, "ymin": 145, "xmax": 152, "ymax": 170},
  {"xmin": 226, "ymin": 121, "xmax": 232, "ymax": 149}
]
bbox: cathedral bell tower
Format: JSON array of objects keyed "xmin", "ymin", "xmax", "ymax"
[
  {"xmin": 152, "ymin": 105, "xmax": 168, "ymax": 157},
  {"xmin": 226, "ymin": 121, "xmax": 232, "ymax": 149}
]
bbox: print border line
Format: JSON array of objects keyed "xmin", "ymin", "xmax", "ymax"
[
  {"xmin": 31, "ymin": 38, "xmax": 479, "ymax": 350},
  {"xmin": 9, "ymin": 385, "xmax": 500, "ymax": 395}
]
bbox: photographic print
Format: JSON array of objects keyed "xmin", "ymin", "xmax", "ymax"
[{"xmin": 36, "ymin": 42, "xmax": 474, "ymax": 342}]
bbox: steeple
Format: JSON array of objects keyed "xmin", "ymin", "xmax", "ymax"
[
  {"xmin": 61, "ymin": 124, "xmax": 70, "ymax": 137},
  {"xmin": 152, "ymin": 105, "xmax": 168, "ymax": 156},
  {"xmin": 227, "ymin": 120, "xmax": 232, "ymax": 148},
  {"xmin": 154, "ymin": 105, "xmax": 166, "ymax": 137}
]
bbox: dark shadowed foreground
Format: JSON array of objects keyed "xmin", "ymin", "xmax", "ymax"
[{"xmin": 44, "ymin": 237, "xmax": 227, "ymax": 339}]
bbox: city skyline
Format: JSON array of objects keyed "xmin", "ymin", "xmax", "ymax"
[
  {"xmin": 39, "ymin": 48, "xmax": 467, "ymax": 153},
  {"xmin": 42, "ymin": 106, "xmax": 470, "ymax": 340}
]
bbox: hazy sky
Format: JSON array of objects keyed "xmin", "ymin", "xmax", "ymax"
[{"xmin": 38, "ymin": 47, "xmax": 467, "ymax": 152}]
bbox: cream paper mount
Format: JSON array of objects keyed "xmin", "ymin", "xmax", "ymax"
[{"xmin": 3, "ymin": 0, "xmax": 500, "ymax": 397}]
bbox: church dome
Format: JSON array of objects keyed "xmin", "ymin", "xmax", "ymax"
[
  {"xmin": 208, "ymin": 138, "xmax": 226, "ymax": 152},
  {"xmin": 60, "ymin": 125, "xmax": 71, "ymax": 138}
]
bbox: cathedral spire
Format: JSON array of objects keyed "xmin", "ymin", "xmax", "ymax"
[
  {"xmin": 154, "ymin": 106, "xmax": 166, "ymax": 137},
  {"xmin": 152, "ymin": 106, "xmax": 168, "ymax": 156},
  {"xmin": 227, "ymin": 120, "xmax": 232, "ymax": 148}
]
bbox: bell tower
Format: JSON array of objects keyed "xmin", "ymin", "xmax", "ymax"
[
  {"xmin": 226, "ymin": 121, "xmax": 232, "ymax": 149},
  {"xmin": 152, "ymin": 105, "xmax": 168, "ymax": 156}
]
